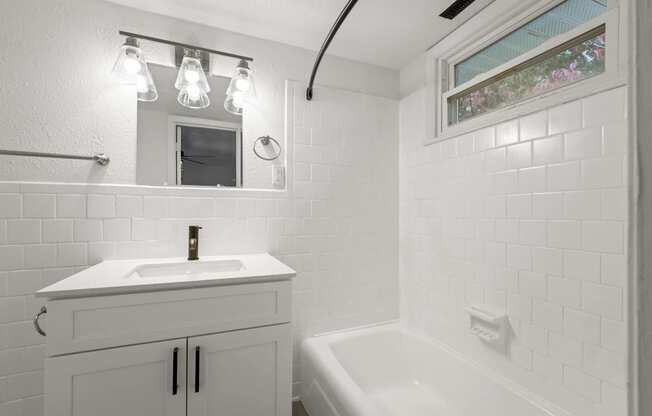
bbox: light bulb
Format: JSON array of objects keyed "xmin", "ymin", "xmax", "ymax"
[
  {"xmin": 123, "ymin": 55, "xmax": 142, "ymax": 74},
  {"xmin": 184, "ymin": 69, "xmax": 200, "ymax": 83},
  {"xmin": 112, "ymin": 38, "xmax": 148, "ymax": 84},
  {"xmin": 234, "ymin": 78, "xmax": 250, "ymax": 92},
  {"xmin": 175, "ymin": 54, "xmax": 211, "ymax": 93}
]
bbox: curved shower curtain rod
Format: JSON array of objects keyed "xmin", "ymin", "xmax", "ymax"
[
  {"xmin": 305, "ymin": 0, "xmax": 477, "ymax": 100},
  {"xmin": 306, "ymin": 0, "xmax": 359, "ymax": 101}
]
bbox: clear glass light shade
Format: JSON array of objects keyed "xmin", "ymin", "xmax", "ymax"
[
  {"xmin": 224, "ymin": 93, "xmax": 244, "ymax": 115},
  {"xmin": 112, "ymin": 41, "xmax": 147, "ymax": 84},
  {"xmin": 174, "ymin": 55, "xmax": 211, "ymax": 92},
  {"xmin": 178, "ymin": 84, "xmax": 210, "ymax": 109},
  {"xmin": 135, "ymin": 66, "xmax": 158, "ymax": 102},
  {"xmin": 226, "ymin": 60, "xmax": 257, "ymax": 102}
]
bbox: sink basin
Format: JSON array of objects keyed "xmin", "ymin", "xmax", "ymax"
[{"xmin": 129, "ymin": 260, "xmax": 245, "ymax": 280}]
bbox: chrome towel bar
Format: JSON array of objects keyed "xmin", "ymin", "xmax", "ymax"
[{"xmin": 0, "ymin": 149, "xmax": 110, "ymax": 166}]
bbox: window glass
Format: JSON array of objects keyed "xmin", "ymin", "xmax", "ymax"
[
  {"xmin": 448, "ymin": 26, "xmax": 605, "ymax": 125},
  {"xmin": 454, "ymin": 0, "xmax": 607, "ymax": 86}
]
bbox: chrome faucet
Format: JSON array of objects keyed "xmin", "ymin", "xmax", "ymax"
[{"xmin": 188, "ymin": 225, "xmax": 202, "ymax": 261}]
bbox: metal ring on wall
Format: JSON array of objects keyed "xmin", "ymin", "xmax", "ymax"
[
  {"xmin": 253, "ymin": 135, "xmax": 281, "ymax": 161},
  {"xmin": 34, "ymin": 306, "xmax": 47, "ymax": 336}
]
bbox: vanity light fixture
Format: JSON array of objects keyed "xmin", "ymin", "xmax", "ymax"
[
  {"xmin": 224, "ymin": 59, "xmax": 257, "ymax": 115},
  {"xmin": 226, "ymin": 60, "xmax": 257, "ymax": 101},
  {"xmin": 115, "ymin": 31, "xmax": 255, "ymax": 110},
  {"xmin": 111, "ymin": 37, "xmax": 158, "ymax": 102},
  {"xmin": 112, "ymin": 37, "xmax": 143, "ymax": 82},
  {"xmin": 175, "ymin": 49, "xmax": 211, "ymax": 109}
]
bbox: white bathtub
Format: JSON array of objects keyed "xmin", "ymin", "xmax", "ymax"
[{"xmin": 301, "ymin": 323, "xmax": 567, "ymax": 416}]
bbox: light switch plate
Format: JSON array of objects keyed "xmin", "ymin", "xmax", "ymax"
[{"xmin": 272, "ymin": 166, "xmax": 286, "ymax": 188}]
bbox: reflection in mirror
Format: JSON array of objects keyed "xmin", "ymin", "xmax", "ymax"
[
  {"xmin": 175, "ymin": 122, "xmax": 241, "ymax": 187},
  {"xmin": 137, "ymin": 64, "xmax": 243, "ymax": 188}
]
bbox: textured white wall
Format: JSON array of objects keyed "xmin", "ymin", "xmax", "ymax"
[
  {"xmin": 0, "ymin": 82, "xmax": 399, "ymax": 415},
  {"xmin": 0, "ymin": 0, "xmax": 398, "ymax": 184},
  {"xmin": 400, "ymin": 87, "xmax": 629, "ymax": 416}
]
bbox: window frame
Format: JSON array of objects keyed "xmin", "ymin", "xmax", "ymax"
[{"xmin": 426, "ymin": 0, "xmax": 626, "ymax": 144}]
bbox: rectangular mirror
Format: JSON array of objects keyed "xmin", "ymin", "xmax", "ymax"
[{"xmin": 137, "ymin": 64, "xmax": 283, "ymax": 190}]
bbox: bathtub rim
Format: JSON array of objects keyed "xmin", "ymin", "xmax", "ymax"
[
  {"xmin": 301, "ymin": 320, "xmax": 573, "ymax": 416},
  {"xmin": 301, "ymin": 328, "xmax": 384, "ymax": 416}
]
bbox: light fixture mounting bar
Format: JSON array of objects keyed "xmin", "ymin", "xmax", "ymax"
[{"xmin": 118, "ymin": 31, "xmax": 254, "ymax": 62}]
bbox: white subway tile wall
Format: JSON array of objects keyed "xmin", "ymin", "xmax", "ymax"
[
  {"xmin": 400, "ymin": 87, "xmax": 628, "ymax": 416},
  {"xmin": 0, "ymin": 84, "xmax": 399, "ymax": 415}
]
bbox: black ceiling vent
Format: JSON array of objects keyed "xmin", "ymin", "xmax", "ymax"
[{"xmin": 439, "ymin": 0, "xmax": 478, "ymax": 19}]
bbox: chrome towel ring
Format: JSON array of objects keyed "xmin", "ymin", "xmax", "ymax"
[{"xmin": 253, "ymin": 135, "xmax": 281, "ymax": 161}]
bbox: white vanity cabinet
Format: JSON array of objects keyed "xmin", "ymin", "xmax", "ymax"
[
  {"xmin": 45, "ymin": 324, "xmax": 291, "ymax": 416},
  {"xmin": 36, "ymin": 254, "xmax": 295, "ymax": 416}
]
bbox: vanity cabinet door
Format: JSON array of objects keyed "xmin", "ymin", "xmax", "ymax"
[
  {"xmin": 44, "ymin": 339, "xmax": 187, "ymax": 416},
  {"xmin": 187, "ymin": 324, "xmax": 292, "ymax": 416}
]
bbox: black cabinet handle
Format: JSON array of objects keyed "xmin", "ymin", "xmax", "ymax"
[
  {"xmin": 172, "ymin": 347, "xmax": 179, "ymax": 395},
  {"xmin": 195, "ymin": 346, "xmax": 200, "ymax": 393}
]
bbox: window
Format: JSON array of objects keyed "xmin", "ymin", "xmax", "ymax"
[
  {"xmin": 449, "ymin": 26, "xmax": 605, "ymax": 125},
  {"xmin": 441, "ymin": 0, "xmax": 615, "ymax": 128},
  {"xmin": 454, "ymin": 0, "xmax": 608, "ymax": 86}
]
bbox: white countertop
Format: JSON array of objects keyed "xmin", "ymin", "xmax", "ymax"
[{"xmin": 37, "ymin": 253, "xmax": 295, "ymax": 299}]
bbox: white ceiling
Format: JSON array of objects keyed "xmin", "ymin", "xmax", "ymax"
[{"xmin": 105, "ymin": 0, "xmax": 497, "ymax": 69}]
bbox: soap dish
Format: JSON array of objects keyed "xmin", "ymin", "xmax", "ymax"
[{"xmin": 465, "ymin": 304, "xmax": 508, "ymax": 347}]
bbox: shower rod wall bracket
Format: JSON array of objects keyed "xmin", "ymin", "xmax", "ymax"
[{"xmin": 306, "ymin": 0, "xmax": 359, "ymax": 101}]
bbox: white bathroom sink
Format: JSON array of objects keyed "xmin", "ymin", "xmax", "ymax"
[
  {"xmin": 129, "ymin": 259, "xmax": 245, "ymax": 279},
  {"xmin": 36, "ymin": 254, "xmax": 295, "ymax": 299}
]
